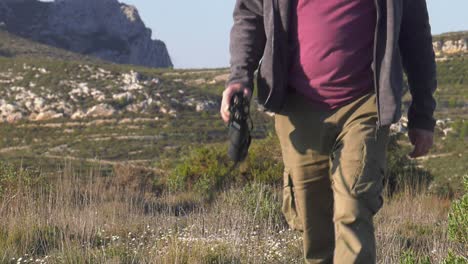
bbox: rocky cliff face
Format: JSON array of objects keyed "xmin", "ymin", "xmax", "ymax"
[
  {"xmin": 0, "ymin": 0, "xmax": 172, "ymax": 68},
  {"xmin": 433, "ymin": 32, "xmax": 468, "ymax": 58},
  {"xmin": 433, "ymin": 39, "xmax": 468, "ymax": 56}
]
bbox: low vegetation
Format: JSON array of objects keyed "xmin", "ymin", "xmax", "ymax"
[
  {"xmin": 0, "ymin": 30, "xmax": 466, "ymax": 263},
  {"xmin": 1, "ymin": 133, "xmax": 467, "ymax": 263}
]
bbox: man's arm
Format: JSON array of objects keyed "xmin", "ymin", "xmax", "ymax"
[
  {"xmin": 227, "ymin": 0, "xmax": 266, "ymax": 90},
  {"xmin": 399, "ymin": 0, "xmax": 437, "ymax": 157},
  {"xmin": 221, "ymin": 0, "xmax": 266, "ymax": 123},
  {"xmin": 399, "ymin": 0, "xmax": 437, "ymax": 132}
]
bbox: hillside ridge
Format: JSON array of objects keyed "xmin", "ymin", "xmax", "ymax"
[
  {"xmin": 0, "ymin": 0, "xmax": 172, "ymax": 68},
  {"xmin": 433, "ymin": 31, "xmax": 468, "ymax": 58}
]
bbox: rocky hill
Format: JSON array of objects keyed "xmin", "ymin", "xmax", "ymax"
[
  {"xmin": 433, "ymin": 31, "xmax": 468, "ymax": 60},
  {"xmin": 0, "ymin": 0, "xmax": 172, "ymax": 68},
  {"xmin": 0, "ymin": 60, "xmax": 223, "ymax": 123},
  {"xmin": 0, "ymin": 56, "xmax": 237, "ymax": 166},
  {"xmin": 0, "ymin": 27, "xmax": 466, "ymax": 197},
  {"xmin": 0, "ymin": 29, "xmax": 96, "ymax": 61}
]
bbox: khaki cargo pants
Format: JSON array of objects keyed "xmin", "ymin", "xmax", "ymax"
[{"xmin": 275, "ymin": 92, "xmax": 390, "ymax": 264}]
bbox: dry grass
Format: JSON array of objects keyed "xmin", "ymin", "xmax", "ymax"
[
  {"xmin": 0, "ymin": 161, "xmax": 466, "ymax": 264},
  {"xmin": 376, "ymin": 192, "xmax": 457, "ymax": 263}
]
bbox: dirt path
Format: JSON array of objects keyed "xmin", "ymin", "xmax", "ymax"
[
  {"xmin": 0, "ymin": 145, "xmax": 30, "ymax": 153},
  {"xmin": 415, "ymin": 152, "xmax": 460, "ymax": 160}
]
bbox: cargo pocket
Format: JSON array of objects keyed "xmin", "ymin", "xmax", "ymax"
[
  {"xmin": 351, "ymin": 126, "xmax": 390, "ymax": 215},
  {"xmin": 282, "ymin": 168, "xmax": 303, "ymax": 231}
]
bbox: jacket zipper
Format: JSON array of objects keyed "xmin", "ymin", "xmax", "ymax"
[{"xmin": 373, "ymin": 0, "xmax": 382, "ymax": 128}]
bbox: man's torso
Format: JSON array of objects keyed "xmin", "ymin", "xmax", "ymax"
[{"xmin": 288, "ymin": 0, "xmax": 377, "ymax": 110}]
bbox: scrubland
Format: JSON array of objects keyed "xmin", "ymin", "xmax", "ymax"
[
  {"xmin": 0, "ymin": 30, "xmax": 467, "ymax": 263},
  {"xmin": 0, "ymin": 134, "xmax": 466, "ymax": 263}
]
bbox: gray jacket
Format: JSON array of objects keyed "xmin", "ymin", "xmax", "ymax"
[{"xmin": 228, "ymin": 0, "xmax": 437, "ymax": 131}]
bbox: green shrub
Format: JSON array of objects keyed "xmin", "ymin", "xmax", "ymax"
[
  {"xmin": 0, "ymin": 161, "xmax": 44, "ymax": 199},
  {"xmin": 167, "ymin": 145, "xmax": 231, "ymax": 198},
  {"xmin": 385, "ymin": 135, "xmax": 432, "ymax": 195},
  {"xmin": 442, "ymin": 250, "xmax": 468, "ymax": 264},
  {"xmin": 243, "ymin": 133, "xmax": 283, "ymax": 185},
  {"xmin": 111, "ymin": 96, "xmax": 131, "ymax": 110},
  {"xmin": 447, "ymin": 175, "xmax": 468, "ymax": 244},
  {"xmin": 399, "ymin": 250, "xmax": 430, "ymax": 264},
  {"xmin": 167, "ymin": 134, "xmax": 283, "ymax": 198}
]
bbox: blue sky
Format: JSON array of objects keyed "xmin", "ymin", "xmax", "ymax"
[{"xmin": 123, "ymin": 0, "xmax": 468, "ymax": 69}]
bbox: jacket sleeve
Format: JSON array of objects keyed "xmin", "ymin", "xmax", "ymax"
[
  {"xmin": 399, "ymin": 0, "xmax": 437, "ymax": 132},
  {"xmin": 227, "ymin": 0, "xmax": 266, "ymax": 91}
]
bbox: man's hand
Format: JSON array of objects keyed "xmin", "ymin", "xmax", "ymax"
[
  {"xmin": 408, "ymin": 128, "xmax": 434, "ymax": 158},
  {"xmin": 220, "ymin": 83, "xmax": 252, "ymax": 123}
]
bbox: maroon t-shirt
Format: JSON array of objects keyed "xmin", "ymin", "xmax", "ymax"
[{"xmin": 288, "ymin": 0, "xmax": 377, "ymax": 110}]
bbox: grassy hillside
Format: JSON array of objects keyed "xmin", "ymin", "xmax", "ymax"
[
  {"xmin": 433, "ymin": 31, "xmax": 468, "ymax": 42},
  {"xmin": 435, "ymin": 56, "xmax": 468, "ymax": 116},
  {"xmin": 0, "ymin": 32, "xmax": 467, "ymax": 263},
  {"xmin": 0, "ymin": 30, "xmax": 92, "ymax": 62},
  {"xmin": 1, "ymin": 30, "xmax": 466, "ymax": 191},
  {"xmin": 0, "ymin": 31, "xmax": 274, "ymax": 172}
]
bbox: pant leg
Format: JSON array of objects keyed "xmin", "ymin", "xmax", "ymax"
[
  {"xmin": 274, "ymin": 93, "xmax": 337, "ymax": 264},
  {"xmin": 330, "ymin": 94, "xmax": 390, "ymax": 264}
]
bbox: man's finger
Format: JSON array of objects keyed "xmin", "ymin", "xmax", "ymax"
[
  {"xmin": 220, "ymin": 94, "xmax": 230, "ymax": 123},
  {"xmin": 220, "ymin": 87, "xmax": 236, "ymax": 123},
  {"xmin": 220, "ymin": 103, "xmax": 230, "ymax": 123},
  {"xmin": 243, "ymin": 87, "xmax": 252, "ymax": 99},
  {"xmin": 221, "ymin": 84, "xmax": 249, "ymax": 122}
]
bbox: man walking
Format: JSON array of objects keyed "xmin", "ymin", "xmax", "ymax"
[{"xmin": 220, "ymin": 0, "xmax": 437, "ymax": 263}]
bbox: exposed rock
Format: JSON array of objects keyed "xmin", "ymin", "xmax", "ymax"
[
  {"xmin": 91, "ymin": 90, "xmax": 106, "ymax": 102},
  {"xmin": 33, "ymin": 97, "xmax": 46, "ymax": 111},
  {"xmin": 69, "ymin": 83, "xmax": 106, "ymax": 102},
  {"xmin": 0, "ymin": 100, "xmax": 24, "ymax": 123},
  {"xmin": 125, "ymin": 99, "xmax": 153, "ymax": 113},
  {"xmin": 122, "ymin": 70, "xmax": 141, "ymax": 84},
  {"xmin": 196, "ymin": 101, "xmax": 218, "ymax": 112},
  {"xmin": 442, "ymin": 128, "xmax": 454, "ymax": 137},
  {"xmin": 86, "ymin": 103, "xmax": 116, "ymax": 117},
  {"xmin": 118, "ymin": 118, "xmax": 133, "ymax": 124},
  {"xmin": 0, "ymin": 64, "xmax": 228, "ymax": 122},
  {"xmin": 433, "ymin": 39, "xmax": 468, "ymax": 56},
  {"xmin": 113, "ymin": 92, "xmax": 134, "ymax": 103},
  {"xmin": 6, "ymin": 112, "xmax": 23, "ymax": 123},
  {"xmin": 2, "ymin": 0, "xmax": 172, "ymax": 68},
  {"xmin": 159, "ymin": 107, "xmax": 168, "ymax": 114},
  {"xmin": 34, "ymin": 110, "xmax": 64, "ymax": 121},
  {"xmin": 122, "ymin": 71, "xmax": 143, "ymax": 90},
  {"xmin": 391, "ymin": 117, "xmax": 459, "ymax": 138},
  {"xmin": 390, "ymin": 117, "xmax": 408, "ymax": 135},
  {"xmin": 433, "ymin": 32, "xmax": 468, "ymax": 57},
  {"xmin": 0, "ymin": 102, "xmax": 19, "ymax": 115},
  {"xmin": 71, "ymin": 110, "xmax": 86, "ymax": 120},
  {"xmin": 168, "ymin": 109, "xmax": 177, "ymax": 117},
  {"xmin": 187, "ymin": 78, "xmax": 206, "ymax": 86}
]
